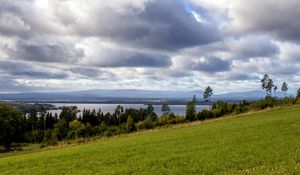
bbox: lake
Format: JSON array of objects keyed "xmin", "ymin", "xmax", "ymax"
[{"xmin": 47, "ymin": 103, "xmax": 211, "ymax": 116}]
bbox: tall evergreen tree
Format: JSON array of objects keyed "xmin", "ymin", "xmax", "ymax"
[
  {"xmin": 274, "ymin": 86, "xmax": 278, "ymax": 98},
  {"xmin": 186, "ymin": 96, "xmax": 196, "ymax": 121},
  {"xmin": 161, "ymin": 103, "xmax": 170, "ymax": 114},
  {"xmin": 28, "ymin": 109, "xmax": 38, "ymax": 132},
  {"xmin": 261, "ymin": 74, "xmax": 270, "ymax": 96},
  {"xmin": 203, "ymin": 86, "xmax": 213, "ymax": 102},
  {"xmin": 281, "ymin": 81, "xmax": 288, "ymax": 97},
  {"xmin": 114, "ymin": 105, "xmax": 124, "ymax": 126},
  {"xmin": 266, "ymin": 79, "xmax": 274, "ymax": 96},
  {"xmin": 296, "ymin": 88, "xmax": 300, "ymax": 99}
]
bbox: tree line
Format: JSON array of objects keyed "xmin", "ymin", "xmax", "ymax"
[
  {"xmin": 261, "ymin": 74, "xmax": 288, "ymax": 97},
  {"xmin": 0, "ymin": 103, "xmax": 187, "ymax": 150}
]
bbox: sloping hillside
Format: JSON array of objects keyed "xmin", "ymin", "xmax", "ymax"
[{"xmin": 0, "ymin": 106, "xmax": 300, "ymax": 174}]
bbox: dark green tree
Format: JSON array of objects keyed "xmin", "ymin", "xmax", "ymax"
[
  {"xmin": 161, "ymin": 103, "xmax": 170, "ymax": 114},
  {"xmin": 274, "ymin": 86, "xmax": 278, "ymax": 98},
  {"xmin": 53, "ymin": 119, "xmax": 68, "ymax": 140},
  {"xmin": 146, "ymin": 104, "xmax": 157, "ymax": 121},
  {"xmin": 296, "ymin": 88, "xmax": 300, "ymax": 99},
  {"xmin": 186, "ymin": 96, "xmax": 196, "ymax": 121},
  {"xmin": 126, "ymin": 115, "xmax": 136, "ymax": 132},
  {"xmin": 39, "ymin": 110, "xmax": 46, "ymax": 131},
  {"xmin": 59, "ymin": 106, "xmax": 79, "ymax": 123},
  {"xmin": 114, "ymin": 105, "xmax": 124, "ymax": 126},
  {"xmin": 266, "ymin": 79, "xmax": 274, "ymax": 96},
  {"xmin": 146, "ymin": 104, "xmax": 154, "ymax": 115},
  {"xmin": 45, "ymin": 112, "xmax": 55, "ymax": 129},
  {"xmin": 0, "ymin": 104, "xmax": 25, "ymax": 150},
  {"xmin": 261, "ymin": 74, "xmax": 270, "ymax": 96},
  {"xmin": 281, "ymin": 81, "xmax": 288, "ymax": 97},
  {"xmin": 28, "ymin": 108, "xmax": 38, "ymax": 132},
  {"xmin": 203, "ymin": 86, "xmax": 213, "ymax": 102}
]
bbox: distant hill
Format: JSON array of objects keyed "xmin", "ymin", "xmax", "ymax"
[
  {"xmin": 0, "ymin": 89, "xmax": 200, "ymax": 102},
  {"xmin": 215, "ymin": 90, "xmax": 288, "ymax": 100},
  {"xmin": 0, "ymin": 89, "xmax": 291, "ymax": 102}
]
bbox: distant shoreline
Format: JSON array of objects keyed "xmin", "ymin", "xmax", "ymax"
[{"xmin": 0, "ymin": 100, "xmax": 216, "ymax": 105}]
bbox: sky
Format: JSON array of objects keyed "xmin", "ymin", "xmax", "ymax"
[{"xmin": 0, "ymin": 0, "xmax": 299, "ymax": 94}]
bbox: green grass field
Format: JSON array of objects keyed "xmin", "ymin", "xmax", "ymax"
[{"xmin": 1, "ymin": 106, "xmax": 300, "ymax": 174}]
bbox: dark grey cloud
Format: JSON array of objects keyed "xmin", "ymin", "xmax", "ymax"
[
  {"xmin": 192, "ymin": 57, "xmax": 231, "ymax": 73},
  {"xmin": 90, "ymin": 49, "xmax": 172, "ymax": 68},
  {"xmin": 77, "ymin": 0, "xmax": 220, "ymax": 51},
  {"xmin": 226, "ymin": 73, "xmax": 260, "ymax": 81},
  {"xmin": 230, "ymin": 0, "xmax": 300, "ymax": 43},
  {"xmin": 0, "ymin": 78, "xmax": 32, "ymax": 92},
  {"xmin": 68, "ymin": 67, "xmax": 102, "ymax": 78},
  {"xmin": 8, "ymin": 42, "xmax": 84, "ymax": 63},
  {"xmin": 229, "ymin": 36, "xmax": 279, "ymax": 59},
  {"xmin": 142, "ymin": 69, "xmax": 192, "ymax": 78},
  {"xmin": 0, "ymin": 60, "xmax": 68, "ymax": 79}
]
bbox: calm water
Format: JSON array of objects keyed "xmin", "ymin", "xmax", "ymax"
[{"xmin": 47, "ymin": 103, "xmax": 211, "ymax": 116}]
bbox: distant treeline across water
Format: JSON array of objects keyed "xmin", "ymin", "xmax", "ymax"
[{"xmin": 47, "ymin": 103, "xmax": 211, "ymax": 116}]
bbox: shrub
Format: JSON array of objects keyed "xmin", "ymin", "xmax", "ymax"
[
  {"xmin": 143, "ymin": 116, "xmax": 155, "ymax": 129},
  {"xmin": 126, "ymin": 116, "xmax": 136, "ymax": 132},
  {"xmin": 104, "ymin": 130, "xmax": 112, "ymax": 137},
  {"xmin": 136, "ymin": 121, "xmax": 144, "ymax": 131},
  {"xmin": 42, "ymin": 129, "xmax": 58, "ymax": 146},
  {"xmin": 156, "ymin": 116, "xmax": 168, "ymax": 126}
]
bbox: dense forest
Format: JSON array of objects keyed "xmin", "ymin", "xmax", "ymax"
[{"xmin": 1, "ymin": 74, "xmax": 300, "ymax": 151}]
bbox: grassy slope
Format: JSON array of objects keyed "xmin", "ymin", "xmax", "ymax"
[{"xmin": 1, "ymin": 106, "xmax": 300, "ymax": 174}]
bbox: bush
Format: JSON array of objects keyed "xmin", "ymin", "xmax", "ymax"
[
  {"xmin": 197, "ymin": 109, "xmax": 214, "ymax": 120},
  {"xmin": 156, "ymin": 116, "xmax": 168, "ymax": 126},
  {"xmin": 126, "ymin": 116, "xmax": 136, "ymax": 132},
  {"xmin": 68, "ymin": 120, "xmax": 86, "ymax": 139},
  {"xmin": 167, "ymin": 116, "xmax": 186, "ymax": 124},
  {"xmin": 143, "ymin": 117, "xmax": 155, "ymax": 129},
  {"xmin": 42, "ymin": 129, "xmax": 58, "ymax": 146},
  {"xmin": 136, "ymin": 121, "xmax": 144, "ymax": 131},
  {"xmin": 104, "ymin": 130, "xmax": 112, "ymax": 137}
]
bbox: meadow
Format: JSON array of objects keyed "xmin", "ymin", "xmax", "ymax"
[{"xmin": 0, "ymin": 106, "xmax": 300, "ymax": 174}]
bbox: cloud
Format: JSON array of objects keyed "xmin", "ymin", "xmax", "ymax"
[
  {"xmin": 142, "ymin": 68, "xmax": 192, "ymax": 78},
  {"xmin": 0, "ymin": 0, "xmax": 69, "ymax": 38},
  {"xmin": 191, "ymin": 56, "xmax": 231, "ymax": 73},
  {"xmin": 227, "ymin": 35, "xmax": 279, "ymax": 59},
  {"xmin": 0, "ymin": 0, "xmax": 300, "ymax": 93},
  {"xmin": 173, "ymin": 56, "xmax": 231, "ymax": 73},
  {"xmin": 0, "ymin": 78, "xmax": 33, "ymax": 93},
  {"xmin": 279, "ymin": 42, "xmax": 300, "ymax": 61},
  {"xmin": 86, "ymin": 48, "xmax": 172, "ymax": 68},
  {"xmin": 191, "ymin": 0, "xmax": 300, "ymax": 42},
  {"xmin": 228, "ymin": 0, "xmax": 300, "ymax": 43},
  {"xmin": 0, "ymin": 60, "xmax": 68, "ymax": 79},
  {"xmin": 68, "ymin": 67, "xmax": 102, "ymax": 78},
  {"xmin": 73, "ymin": 0, "xmax": 220, "ymax": 51},
  {"xmin": 8, "ymin": 41, "xmax": 84, "ymax": 63},
  {"xmin": 231, "ymin": 58, "xmax": 300, "ymax": 77},
  {"xmin": 224, "ymin": 72, "xmax": 260, "ymax": 81}
]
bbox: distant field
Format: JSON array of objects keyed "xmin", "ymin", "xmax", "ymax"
[{"xmin": 1, "ymin": 106, "xmax": 300, "ymax": 174}]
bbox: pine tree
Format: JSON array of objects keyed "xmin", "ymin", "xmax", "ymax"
[{"xmin": 281, "ymin": 81, "xmax": 288, "ymax": 97}]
